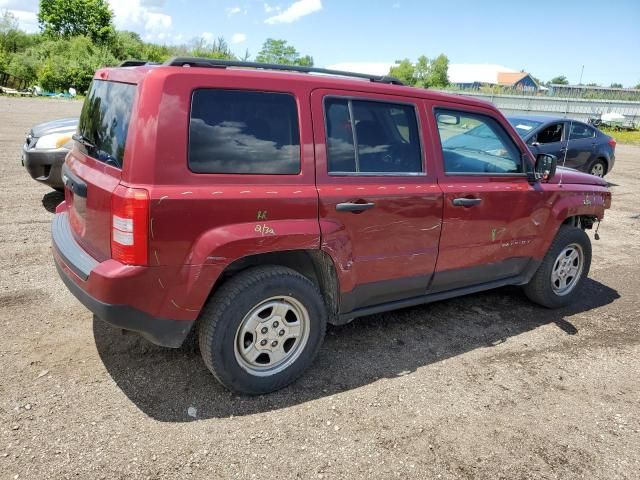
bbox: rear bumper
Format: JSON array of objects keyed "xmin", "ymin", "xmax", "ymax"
[
  {"xmin": 22, "ymin": 144, "xmax": 67, "ymax": 189},
  {"xmin": 52, "ymin": 213, "xmax": 194, "ymax": 348}
]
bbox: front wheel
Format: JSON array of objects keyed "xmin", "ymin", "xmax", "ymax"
[
  {"xmin": 523, "ymin": 225, "xmax": 592, "ymax": 308},
  {"xmin": 198, "ymin": 266, "xmax": 327, "ymax": 395}
]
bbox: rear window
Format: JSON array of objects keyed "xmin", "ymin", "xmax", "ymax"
[
  {"xmin": 78, "ymin": 80, "xmax": 136, "ymax": 168},
  {"xmin": 188, "ymin": 89, "xmax": 300, "ymax": 174},
  {"xmin": 325, "ymin": 98, "xmax": 422, "ymax": 174}
]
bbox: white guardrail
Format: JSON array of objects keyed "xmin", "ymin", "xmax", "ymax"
[{"xmin": 439, "ymin": 90, "xmax": 640, "ymax": 124}]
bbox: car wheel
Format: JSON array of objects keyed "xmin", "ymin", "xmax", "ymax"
[
  {"xmin": 198, "ymin": 265, "xmax": 327, "ymax": 395},
  {"xmin": 589, "ymin": 159, "xmax": 607, "ymax": 177},
  {"xmin": 523, "ymin": 225, "xmax": 592, "ymax": 308}
]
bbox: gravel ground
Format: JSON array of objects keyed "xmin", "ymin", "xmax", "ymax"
[{"xmin": 1, "ymin": 96, "xmax": 639, "ymax": 480}]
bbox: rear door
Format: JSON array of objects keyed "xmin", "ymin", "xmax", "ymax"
[
  {"xmin": 64, "ymin": 80, "xmax": 137, "ymax": 261},
  {"xmin": 311, "ymin": 89, "xmax": 443, "ymax": 313},
  {"xmin": 427, "ymin": 102, "xmax": 550, "ymax": 292},
  {"xmin": 565, "ymin": 122, "xmax": 597, "ymax": 168}
]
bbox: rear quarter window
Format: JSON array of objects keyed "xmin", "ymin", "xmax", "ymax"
[
  {"xmin": 78, "ymin": 80, "xmax": 136, "ymax": 168},
  {"xmin": 188, "ymin": 89, "xmax": 300, "ymax": 174}
]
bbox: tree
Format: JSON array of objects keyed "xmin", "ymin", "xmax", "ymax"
[
  {"xmin": 609, "ymin": 82, "xmax": 623, "ymax": 88},
  {"xmin": 110, "ymin": 30, "xmax": 144, "ymax": 60},
  {"xmin": 38, "ymin": 0, "xmax": 115, "ymax": 44},
  {"xmin": 635, "ymin": 82, "xmax": 640, "ymax": 90},
  {"xmin": 189, "ymin": 36, "xmax": 235, "ymax": 60},
  {"xmin": 389, "ymin": 58, "xmax": 415, "ymax": 86},
  {"xmin": 388, "ymin": 54, "xmax": 450, "ymax": 88},
  {"xmin": 550, "ymin": 75, "xmax": 569, "ymax": 85},
  {"xmin": 255, "ymin": 38, "xmax": 313, "ymax": 66},
  {"xmin": 427, "ymin": 53, "xmax": 449, "ymax": 87}
]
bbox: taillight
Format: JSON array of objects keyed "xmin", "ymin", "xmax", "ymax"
[
  {"xmin": 608, "ymin": 138, "xmax": 616, "ymax": 149},
  {"xmin": 111, "ymin": 185, "xmax": 149, "ymax": 265}
]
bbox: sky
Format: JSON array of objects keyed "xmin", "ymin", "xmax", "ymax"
[{"xmin": 2, "ymin": 0, "xmax": 640, "ymax": 86}]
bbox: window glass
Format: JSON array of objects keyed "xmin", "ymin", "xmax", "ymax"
[
  {"xmin": 507, "ymin": 118, "xmax": 543, "ymax": 138},
  {"xmin": 325, "ymin": 98, "xmax": 422, "ymax": 174},
  {"xmin": 569, "ymin": 123, "xmax": 595, "ymax": 140},
  {"xmin": 189, "ymin": 89, "xmax": 300, "ymax": 174},
  {"xmin": 436, "ymin": 109, "xmax": 522, "ymax": 174},
  {"xmin": 536, "ymin": 123, "xmax": 564, "ymax": 144},
  {"xmin": 78, "ymin": 80, "xmax": 136, "ymax": 167}
]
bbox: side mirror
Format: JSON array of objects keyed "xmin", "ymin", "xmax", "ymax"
[
  {"xmin": 534, "ymin": 153, "xmax": 557, "ymax": 181},
  {"xmin": 437, "ymin": 114, "xmax": 460, "ymax": 126}
]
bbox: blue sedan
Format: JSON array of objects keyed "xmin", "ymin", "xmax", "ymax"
[{"xmin": 442, "ymin": 114, "xmax": 616, "ymax": 177}]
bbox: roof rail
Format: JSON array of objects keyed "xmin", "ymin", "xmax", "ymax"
[
  {"xmin": 118, "ymin": 60, "xmax": 159, "ymax": 67},
  {"xmin": 163, "ymin": 57, "xmax": 404, "ymax": 85}
]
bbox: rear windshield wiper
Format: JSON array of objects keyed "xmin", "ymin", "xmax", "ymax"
[{"xmin": 72, "ymin": 133, "xmax": 96, "ymax": 150}]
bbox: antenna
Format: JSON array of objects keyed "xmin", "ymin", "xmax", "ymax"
[{"xmin": 559, "ymin": 65, "xmax": 584, "ymax": 185}]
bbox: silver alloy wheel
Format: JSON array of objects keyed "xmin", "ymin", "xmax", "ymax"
[
  {"xmin": 551, "ymin": 243, "xmax": 584, "ymax": 296},
  {"xmin": 590, "ymin": 162, "xmax": 605, "ymax": 177},
  {"xmin": 234, "ymin": 296, "xmax": 310, "ymax": 377}
]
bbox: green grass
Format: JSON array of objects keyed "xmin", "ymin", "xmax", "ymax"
[{"xmin": 600, "ymin": 128, "xmax": 640, "ymax": 145}]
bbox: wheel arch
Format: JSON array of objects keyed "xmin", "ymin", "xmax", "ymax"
[{"xmin": 209, "ymin": 249, "xmax": 341, "ymax": 324}]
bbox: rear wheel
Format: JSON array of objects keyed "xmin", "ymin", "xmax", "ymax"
[
  {"xmin": 198, "ymin": 266, "xmax": 326, "ymax": 395},
  {"xmin": 589, "ymin": 159, "xmax": 607, "ymax": 177},
  {"xmin": 523, "ymin": 225, "xmax": 591, "ymax": 308}
]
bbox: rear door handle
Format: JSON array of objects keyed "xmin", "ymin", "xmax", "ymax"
[
  {"xmin": 336, "ymin": 202, "xmax": 375, "ymax": 212},
  {"xmin": 452, "ymin": 197, "xmax": 482, "ymax": 207}
]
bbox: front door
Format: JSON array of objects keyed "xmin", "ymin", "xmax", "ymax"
[
  {"xmin": 427, "ymin": 103, "xmax": 551, "ymax": 292},
  {"xmin": 311, "ymin": 89, "xmax": 443, "ymax": 313},
  {"xmin": 529, "ymin": 121, "xmax": 567, "ymax": 164}
]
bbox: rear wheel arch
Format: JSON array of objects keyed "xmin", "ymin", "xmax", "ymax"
[{"xmin": 208, "ymin": 249, "xmax": 340, "ymax": 324}]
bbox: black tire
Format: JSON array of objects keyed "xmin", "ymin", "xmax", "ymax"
[
  {"xmin": 197, "ymin": 265, "xmax": 327, "ymax": 395},
  {"xmin": 588, "ymin": 159, "xmax": 607, "ymax": 177},
  {"xmin": 523, "ymin": 225, "xmax": 592, "ymax": 308}
]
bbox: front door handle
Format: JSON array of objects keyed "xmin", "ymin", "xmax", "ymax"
[
  {"xmin": 452, "ymin": 197, "xmax": 482, "ymax": 207},
  {"xmin": 336, "ymin": 202, "xmax": 375, "ymax": 212}
]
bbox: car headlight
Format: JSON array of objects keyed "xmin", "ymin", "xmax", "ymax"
[{"xmin": 34, "ymin": 133, "xmax": 73, "ymax": 150}]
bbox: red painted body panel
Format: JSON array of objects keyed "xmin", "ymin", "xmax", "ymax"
[{"xmin": 54, "ymin": 64, "xmax": 611, "ymax": 327}]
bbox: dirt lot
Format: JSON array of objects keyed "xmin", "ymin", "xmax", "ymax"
[{"xmin": 1, "ymin": 96, "xmax": 639, "ymax": 479}]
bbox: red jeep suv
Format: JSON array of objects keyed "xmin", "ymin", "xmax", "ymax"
[{"xmin": 52, "ymin": 58, "xmax": 611, "ymax": 394}]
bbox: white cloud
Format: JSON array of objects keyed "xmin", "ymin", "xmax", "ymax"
[
  {"xmin": 263, "ymin": 2, "xmax": 280, "ymax": 13},
  {"xmin": 0, "ymin": 0, "xmax": 38, "ymax": 9},
  {"xmin": 265, "ymin": 0, "xmax": 322, "ymax": 24},
  {"xmin": 201, "ymin": 32, "xmax": 215, "ymax": 43},
  {"xmin": 0, "ymin": 1, "xmax": 39, "ymax": 32},
  {"xmin": 5, "ymin": 9, "xmax": 38, "ymax": 32},
  {"xmin": 108, "ymin": 0, "xmax": 173, "ymax": 41},
  {"xmin": 231, "ymin": 33, "xmax": 247, "ymax": 44},
  {"xmin": 144, "ymin": 12, "xmax": 171, "ymax": 33},
  {"xmin": 225, "ymin": 6, "xmax": 242, "ymax": 16}
]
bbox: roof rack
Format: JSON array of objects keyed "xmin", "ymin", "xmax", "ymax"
[{"xmin": 163, "ymin": 57, "xmax": 404, "ymax": 85}]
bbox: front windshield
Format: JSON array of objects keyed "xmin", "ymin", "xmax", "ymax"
[{"xmin": 508, "ymin": 118, "xmax": 543, "ymax": 138}]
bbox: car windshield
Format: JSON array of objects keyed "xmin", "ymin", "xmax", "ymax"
[{"xmin": 508, "ymin": 118, "xmax": 544, "ymax": 138}]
